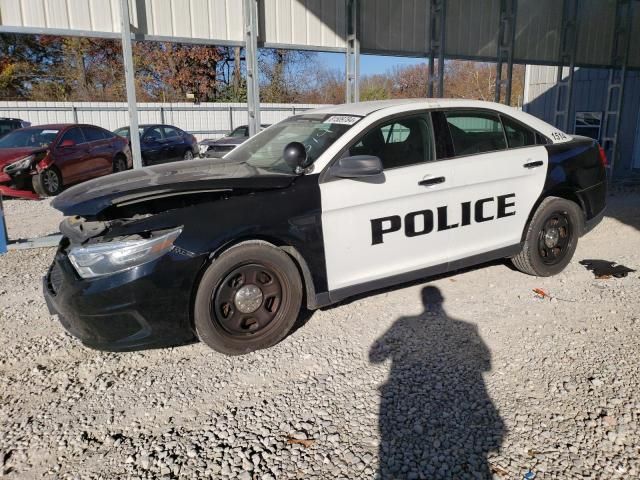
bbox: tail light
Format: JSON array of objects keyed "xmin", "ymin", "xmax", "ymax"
[{"xmin": 598, "ymin": 144, "xmax": 608, "ymax": 167}]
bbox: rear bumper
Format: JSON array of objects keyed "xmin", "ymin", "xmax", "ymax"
[{"xmin": 43, "ymin": 244, "xmax": 204, "ymax": 351}]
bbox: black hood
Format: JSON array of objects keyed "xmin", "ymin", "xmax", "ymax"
[{"xmin": 52, "ymin": 158, "xmax": 295, "ymax": 217}]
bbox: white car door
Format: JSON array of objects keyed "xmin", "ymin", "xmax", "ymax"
[
  {"xmin": 431, "ymin": 110, "xmax": 548, "ymax": 264},
  {"xmin": 320, "ymin": 113, "xmax": 455, "ymax": 292}
]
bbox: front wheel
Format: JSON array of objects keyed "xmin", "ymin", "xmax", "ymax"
[
  {"xmin": 194, "ymin": 243, "xmax": 303, "ymax": 355},
  {"xmin": 32, "ymin": 167, "xmax": 63, "ymax": 196},
  {"xmin": 512, "ymin": 197, "xmax": 583, "ymax": 276},
  {"xmin": 113, "ymin": 155, "xmax": 128, "ymax": 172},
  {"xmin": 183, "ymin": 149, "xmax": 194, "ymax": 160}
]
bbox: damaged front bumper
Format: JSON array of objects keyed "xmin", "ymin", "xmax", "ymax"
[
  {"xmin": 43, "ymin": 237, "xmax": 205, "ymax": 351},
  {"xmin": 0, "ymin": 171, "xmax": 40, "ymax": 200}
]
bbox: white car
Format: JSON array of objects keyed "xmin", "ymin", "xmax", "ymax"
[{"xmin": 46, "ymin": 99, "xmax": 607, "ymax": 355}]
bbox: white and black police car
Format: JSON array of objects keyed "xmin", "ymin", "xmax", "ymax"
[{"xmin": 45, "ymin": 99, "xmax": 607, "ymax": 355}]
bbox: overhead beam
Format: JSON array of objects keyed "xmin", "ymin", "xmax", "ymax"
[
  {"xmin": 119, "ymin": 0, "xmax": 142, "ymax": 170},
  {"xmin": 243, "ymin": 0, "xmax": 261, "ymax": 136}
]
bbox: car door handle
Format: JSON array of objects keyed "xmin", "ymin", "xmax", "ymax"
[
  {"xmin": 523, "ymin": 160, "xmax": 543, "ymax": 169},
  {"xmin": 418, "ymin": 176, "xmax": 445, "ymax": 187}
]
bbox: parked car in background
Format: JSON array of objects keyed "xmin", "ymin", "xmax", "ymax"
[
  {"xmin": 0, "ymin": 124, "xmax": 131, "ymax": 198},
  {"xmin": 198, "ymin": 124, "xmax": 270, "ymax": 158},
  {"xmin": 0, "ymin": 118, "xmax": 31, "ymax": 137},
  {"xmin": 114, "ymin": 124, "xmax": 198, "ymax": 166}
]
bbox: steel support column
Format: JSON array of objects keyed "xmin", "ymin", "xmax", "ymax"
[
  {"xmin": 553, "ymin": 0, "xmax": 579, "ymax": 133},
  {"xmin": 243, "ymin": 0, "xmax": 261, "ymax": 136},
  {"xmin": 345, "ymin": 0, "xmax": 360, "ymax": 103},
  {"xmin": 120, "ymin": 0, "xmax": 143, "ymax": 169},
  {"xmin": 495, "ymin": 0, "xmax": 517, "ymax": 105},
  {"xmin": 602, "ymin": 0, "xmax": 633, "ymax": 179},
  {"xmin": 428, "ymin": 0, "xmax": 446, "ymax": 98}
]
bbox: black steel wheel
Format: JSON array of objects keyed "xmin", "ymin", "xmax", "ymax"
[
  {"xmin": 512, "ymin": 197, "xmax": 583, "ymax": 276},
  {"xmin": 194, "ymin": 243, "xmax": 303, "ymax": 355},
  {"xmin": 183, "ymin": 149, "xmax": 194, "ymax": 160},
  {"xmin": 537, "ymin": 211, "xmax": 571, "ymax": 265},
  {"xmin": 213, "ymin": 263, "xmax": 284, "ymax": 336}
]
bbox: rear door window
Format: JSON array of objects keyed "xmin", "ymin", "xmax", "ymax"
[
  {"xmin": 445, "ymin": 112, "xmax": 507, "ymax": 156},
  {"xmin": 501, "ymin": 115, "xmax": 536, "ymax": 148},
  {"xmin": 81, "ymin": 127, "xmax": 106, "ymax": 142},
  {"xmin": 163, "ymin": 126, "xmax": 182, "ymax": 139},
  {"xmin": 60, "ymin": 127, "xmax": 86, "ymax": 145},
  {"xmin": 144, "ymin": 126, "xmax": 165, "ymax": 142}
]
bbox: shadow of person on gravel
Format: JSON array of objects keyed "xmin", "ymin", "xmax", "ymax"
[{"xmin": 369, "ymin": 286, "xmax": 505, "ymax": 479}]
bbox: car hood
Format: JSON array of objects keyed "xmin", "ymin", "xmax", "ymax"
[
  {"xmin": 200, "ymin": 137, "xmax": 246, "ymax": 146},
  {"xmin": 52, "ymin": 158, "xmax": 295, "ymax": 217},
  {"xmin": 0, "ymin": 147, "xmax": 47, "ymax": 168}
]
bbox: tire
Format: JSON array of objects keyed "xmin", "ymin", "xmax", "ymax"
[
  {"xmin": 183, "ymin": 149, "xmax": 194, "ymax": 161},
  {"xmin": 32, "ymin": 167, "xmax": 63, "ymax": 196},
  {"xmin": 113, "ymin": 154, "xmax": 128, "ymax": 173},
  {"xmin": 511, "ymin": 197, "xmax": 583, "ymax": 276},
  {"xmin": 194, "ymin": 243, "xmax": 303, "ymax": 355}
]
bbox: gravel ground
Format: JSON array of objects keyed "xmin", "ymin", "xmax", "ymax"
[
  {"xmin": 2, "ymin": 197, "xmax": 63, "ymax": 240},
  {"xmin": 1, "ymin": 191, "xmax": 639, "ymax": 479}
]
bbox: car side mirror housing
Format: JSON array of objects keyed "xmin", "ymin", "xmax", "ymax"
[
  {"xmin": 283, "ymin": 141, "xmax": 313, "ymax": 172},
  {"xmin": 329, "ymin": 155, "xmax": 384, "ymax": 178},
  {"xmin": 59, "ymin": 139, "xmax": 75, "ymax": 148}
]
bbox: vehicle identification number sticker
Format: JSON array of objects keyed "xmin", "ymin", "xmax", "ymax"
[{"xmin": 324, "ymin": 115, "xmax": 361, "ymax": 125}]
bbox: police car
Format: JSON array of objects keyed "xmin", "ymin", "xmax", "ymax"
[{"xmin": 44, "ymin": 99, "xmax": 607, "ymax": 355}]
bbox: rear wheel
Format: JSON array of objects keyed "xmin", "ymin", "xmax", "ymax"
[
  {"xmin": 32, "ymin": 167, "xmax": 63, "ymax": 196},
  {"xmin": 194, "ymin": 243, "xmax": 303, "ymax": 355},
  {"xmin": 512, "ymin": 197, "xmax": 583, "ymax": 276}
]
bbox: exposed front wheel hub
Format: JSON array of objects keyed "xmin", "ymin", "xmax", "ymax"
[
  {"xmin": 234, "ymin": 284, "xmax": 263, "ymax": 314},
  {"xmin": 544, "ymin": 228, "xmax": 560, "ymax": 248}
]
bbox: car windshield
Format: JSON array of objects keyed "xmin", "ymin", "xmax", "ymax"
[
  {"xmin": 114, "ymin": 127, "xmax": 145, "ymax": 138},
  {"xmin": 224, "ymin": 114, "xmax": 361, "ymax": 174},
  {"xmin": 0, "ymin": 128, "xmax": 60, "ymax": 148}
]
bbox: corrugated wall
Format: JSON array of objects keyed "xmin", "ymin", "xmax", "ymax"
[
  {"xmin": 0, "ymin": 102, "xmax": 328, "ymax": 139},
  {"xmin": 261, "ymin": 0, "xmax": 346, "ymax": 49}
]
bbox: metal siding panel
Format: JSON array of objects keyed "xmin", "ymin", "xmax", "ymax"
[
  {"xmin": 172, "ymin": 0, "xmax": 191, "ymax": 37},
  {"xmin": 291, "ymin": 0, "xmax": 307, "ymax": 45},
  {"xmin": 0, "ymin": 0, "xmax": 24, "ymax": 25},
  {"xmin": 630, "ymin": 6, "xmax": 640, "ymax": 68},
  {"xmin": 278, "ymin": 0, "xmax": 293, "ymax": 44},
  {"xmin": 360, "ymin": 0, "xmax": 426, "ymax": 55},
  {"xmin": 151, "ymin": 0, "xmax": 173, "ymax": 36},
  {"xmin": 67, "ymin": 0, "xmax": 92, "ymax": 30},
  {"xmin": 514, "ymin": 0, "xmax": 562, "ymax": 63},
  {"xmin": 576, "ymin": 0, "xmax": 615, "ymax": 66},
  {"xmin": 445, "ymin": 0, "xmax": 499, "ymax": 58},
  {"xmin": 20, "ymin": 0, "xmax": 47, "ymax": 27},
  {"xmin": 88, "ymin": 0, "xmax": 115, "ymax": 32},
  {"xmin": 45, "ymin": 0, "xmax": 70, "ymax": 28},
  {"xmin": 189, "ymin": 0, "xmax": 209, "ymax": 38}
]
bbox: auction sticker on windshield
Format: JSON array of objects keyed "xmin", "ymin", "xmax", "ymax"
[{"xmin": 324, "ymin": 115, "xmax": 361, "ymax": 125}]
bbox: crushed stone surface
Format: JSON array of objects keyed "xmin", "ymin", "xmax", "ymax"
[{"xmin": 0, "ymin": 191, "xmax": 639, "ymax": 479}]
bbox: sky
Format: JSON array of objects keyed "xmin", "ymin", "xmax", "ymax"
[{"xmin": 316, "ymin": 51, "xmax": 425, "ymax": 76}]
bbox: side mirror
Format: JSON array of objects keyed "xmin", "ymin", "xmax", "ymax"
[
  {"xmin": 329, "ymin": 155, "xmax": 383, "ymax": 178},
  {"xmin": 283, "ymin": 141, "xmax": 313, "ymax": 171},
  {"xmin": 59, "ymin": 139, "xmax": 75, "ymax": 148}
]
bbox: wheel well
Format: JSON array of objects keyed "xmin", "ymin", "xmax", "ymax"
[
  {"xmin": 521, "ymin": 190, "xmax": 586, "ymax": 242},
  {"xmin": 188, "ymin": 238, "xmax": 318, "ymax": 334}
]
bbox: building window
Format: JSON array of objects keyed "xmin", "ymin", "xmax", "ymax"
[{"xmin": 574, "ymin": 112, "xmax": 602, "ymax": 141}]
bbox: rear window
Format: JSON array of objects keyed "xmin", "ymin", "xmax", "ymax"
[{"xmin": 445, "ymin": 112, "xmax": 507, "ymax": 156}]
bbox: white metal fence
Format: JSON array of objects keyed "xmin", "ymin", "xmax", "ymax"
[{"xmin": 0, "ymin": 101, "xmax": 328, "ymax": 140}]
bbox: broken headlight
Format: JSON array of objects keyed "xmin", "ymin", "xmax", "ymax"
[
  {"xmin": 68, "ymin": 227, "xmax": 182, "ymax": 279},
  {"xmin": 4, "ymin": 155, "xmax": 35, "ymax": 174}
]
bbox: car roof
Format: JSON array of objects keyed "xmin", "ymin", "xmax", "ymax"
[{"xmin": 306, "ymin": 98, "xmax": 570, "ymax": 144}]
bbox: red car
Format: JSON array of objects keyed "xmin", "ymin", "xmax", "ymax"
[{"xmin": 0, "ymin": 124, "xmax": 132, "ymax": 199}]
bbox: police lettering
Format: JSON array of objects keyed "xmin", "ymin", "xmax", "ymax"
[{"xmin": 370, "ymin": 193, "xmax": 516, "ymax": 245}]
